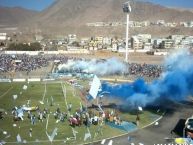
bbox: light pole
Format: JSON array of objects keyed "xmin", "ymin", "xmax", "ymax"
[{"xmin": 123, "ymin": 1, "xmax": 131, "ymax": 62}]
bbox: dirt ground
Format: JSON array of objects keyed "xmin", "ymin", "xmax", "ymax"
[{"xmin": 65, "ymin": 51, "xmax": 165, "ymax": 64}]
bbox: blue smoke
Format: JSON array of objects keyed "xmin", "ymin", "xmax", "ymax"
[{"xmin": 101, "ymin": 49, "xmax": 193, "ymax": 107}]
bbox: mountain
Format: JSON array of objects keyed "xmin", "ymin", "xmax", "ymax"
[
  {"xmin": 168, "ymin": 7, "xmax": 193, "ymax": 13},
  {"xmin": 23, "ymin": 0, "xmax": 193, "ymax": 37},
  {"xmin": 1, "ymin": 0, "xmax": 193, "ymax": 37},
  {"xmin": 32, "ymin": 0, "xmax": 193, "ymax": 24},
  {"xmin": 0, "ymin": 6, "xmax": 37, "ymax": 27}
]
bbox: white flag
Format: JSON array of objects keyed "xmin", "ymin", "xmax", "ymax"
[
  {"xmin": 89, "ymin": 75, "xmax": 101, "ymax": 99},
  {"xmin": 16, "ymin": 134, "xmax": 22, "ymax": 142},
  {"xmin": 138, "ymin": 106, "xmax": 143, "ymax": 111},
  {"xmin": 23, "ymin": 85, "xmax": 27, "ymax": 90},
  {"xmin": 13, "ymin": 95, "xmax": 18, "ymax": 100}
]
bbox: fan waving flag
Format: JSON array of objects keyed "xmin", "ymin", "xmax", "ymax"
[{"xmin": 88, "ymin": 75, "xmax": 101, "ymax": 100}]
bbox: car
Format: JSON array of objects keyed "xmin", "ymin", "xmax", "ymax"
[{"xmin": 184, "ymin": 116, "xmax": 193, "ymax": 139}]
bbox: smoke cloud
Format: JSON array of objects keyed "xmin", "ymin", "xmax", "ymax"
[
  {"xmin": 101, "ymin": 49, "xmax": 193, "ymax": 107},
  {"xmin": 58, "ymin": 58, "xmax": 127, "ymax": 76}
]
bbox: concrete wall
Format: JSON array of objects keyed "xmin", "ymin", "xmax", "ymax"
[
  {"xmin": 4, "ymin": 50, "xmax": 89, "ymax": 55},
  {"xmin": 0, "ymin": 78, "xmax": 55, "ymax": 82}
]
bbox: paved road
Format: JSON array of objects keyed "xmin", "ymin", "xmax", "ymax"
[{"xmin": 90, "ymin": 101, "xmax": 193, "ymax": 145}]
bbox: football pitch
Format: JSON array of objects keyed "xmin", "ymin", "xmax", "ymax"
[{"xmin": 0, "ymin": 81, "xmax": 162, "ymax": 145}]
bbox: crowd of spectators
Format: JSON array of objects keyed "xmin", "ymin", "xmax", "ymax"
[
  {"xmin": 0, "ymin": 54, "xmax": 79, "ymax": 73},
  {"xmin": 0, "ymin": 54, "xmax": 48, "ymax": 73},
  {"xmin": 0, "ymin": 54, "xmax": 163, "ymax": 78},
  {"xmin": 127, "ymin": 63, "xmax": 163, "ymax": 78}
]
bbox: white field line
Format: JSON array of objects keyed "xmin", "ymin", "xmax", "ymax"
[
  {"xmin": 141, "ymin": 112, "xmax": 165, "ymax": 129},
  {"xmin": 0, "ymin": 86, "xmax": 13, "ymax": 99},
  {"xmin": 46, "ymin": 114, "xmax": 50, "ymax": 131},
  {"xmin": 2, "ymin": 82, "xmax": 165, "ymax": 145},
  {"xmin": 83, "ymin": 112, "xmax": 166, "ymax": 145},
  {"xmin": 87, "ymin": 127, "xmax": 91, "ymax": 137},
  {"xmin": 72, "ymin": 85, "xmax": 76, "ymax": 97},
  {"xmin": 1, "ymin": 139, "xmax": 77, "ymax": 144},
  {"xmin": 7, "ymin": 99, "xmax": 57, "ymax": 145},
  {"xmin": 45, "ymin": 114, "xmax": 51, "ymax": 142},
  {"xmin": 60, "ymin": 82, "xmax": 70, "ymax": 116},
  {"xmin": 41, "ymin": 81, "xmax": 47, "ymax": 102}
]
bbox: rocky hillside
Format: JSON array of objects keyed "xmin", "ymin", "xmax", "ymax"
[{"xmin": 0, "ymin": 6, "xmax": 37, "ymax": 27}]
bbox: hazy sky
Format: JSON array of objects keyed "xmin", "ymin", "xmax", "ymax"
[
  {"xmin": 0, "ymin": 0, "xmax": 55, "ymax": 11},
  {"xmin": 142, "ymin": 0, "xmax": 193, "ymax": 8},
  {"xmin": 0, "ymin": 0, "xmax": 192, "ymax": 11}
]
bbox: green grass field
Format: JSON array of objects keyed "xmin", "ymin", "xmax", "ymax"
[{"xmin": 0, "ymin": 81, "xmax": 163, "ymax": 145}]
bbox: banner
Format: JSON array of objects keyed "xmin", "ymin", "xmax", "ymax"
[{"xmin": 89, "ymin": 75, "xmax": 101, "ymax": 99}]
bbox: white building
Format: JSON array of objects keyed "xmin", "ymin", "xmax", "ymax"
[
  {"xmin": 94, "ymin": 22, "xmax": 104, "ymax": 27},
  {"xmin": 0, "ymin": 33, "xmax": 7, "ymax": 41},
  {"xmin": 187, "ymin": 21, "xmax": 193, "ymax": 27},
  {"xmin": 35, "ymin": 35, "xmax": 43, "ymax": 41},
  {"xmin": 103, "ymin": 37, "xmax": 112, "ymax": 45},
  {"xmin": 170, "ymin": 35, "xmax": 184, "ymax": 40},
  {"xmin": 180, "ymin": 36, "xmax": 193, "ymax": 48},
  {"xmin": 162, "ymin": 39, "xmax": 175, "ymax": 49},
  {"xmin": 137, "ymin": 34, "xmax": 151, "ymax": 43},
  {"xmin": 170, "ymin": 35, "xmax": 184, "ymax": 45},
  {"xmin": 131, "ymin": 36, "xmax": 143, "ymax": 50},
  {"xmin": 68, "ymin": 34, "xmax": 77, "ymax": 44},
  {"xmin": 80, "ymin": 37, "xmax": 90, "ymax": 45},
  {"xmin": 154, "ymin": 38, "xmax": 164, "ymax": 47},
  {"xmin": 157, "ymin": 20, "xmax": 165, "ymax": 25},
  {"xmin": 95, "ymin": 36, "xmax": 103, "ymax": 44},
  {"xmin": 143, "ymin": 42, "xmax": 152, "ymax": 50},
  {"xmin": 141, "ymin": 21, "xmax": 150, "ymax": 27},
  {"xmin": 166, "ymin": 22, "xmax": 177, "ymax": 27},
  {"xmin": 112, "ymin": 43, "xmax": 118, "ymax": 52}
]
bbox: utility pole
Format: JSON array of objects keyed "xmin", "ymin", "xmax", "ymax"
[{"xmin": 123, "ymin": 1, "xmax": 131, "ymax": 62}]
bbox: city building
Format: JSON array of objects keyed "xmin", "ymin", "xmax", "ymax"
[
  {"xmin": 169, "ymin": 35, "xmax": 185, "ymax": 47},
  {"xmin": 186, "ymin": 21, "xmax": 193, "ymax": 27},
  {"xmin": 111, "ymin": 43, "xmax": 118, "ymax": 52},
  {"xmin": 162, "ymin": 39, "xmax": 175, "ymax": 49},
  {"xmin": 153, "ymin": 38, "xmax": 164, "ymax": 47},
  {"xmin": 131, "ymin": 36, "xmax": 143, "ymax": 50},
  {"xmin": 0, "ymin": 33, "xmax": 7, "ymax": 41},
  {"xmin": 180, "ymin": 36, "xmax": 193, "ymax": 48},
  {"xmin": 80, "ymin": 37, "xmax": 90, "ymax": 46},
  {"xmin": 95, "ymin": 36, "xmax": 103, "ymax": 44},
  {"xmin": 35, "ymin": 35, "xmax": 43, "ymax": 41},
  {"xmin": 157, "ymin": 20, "xmax": 165, "ymax": 26},
  {"xmin": 103, "ymin": 37, "xmax": 112, "ymax": 45},
  {"xmin": 137, "ymin": 34, "xmax": 151, "ymax": 43},
  {"xmin": 68, "ymin": 34, "xmax": 77, "ymax": 44},
  {"xmin": 143, "ymin": 42, "xmax": 153, "ymax": 50},
  {"xmin": 166, "ymin": 22, "xmax": 177, "ymax": 27},
  {"xmin": 170, "ymin": 35, "xmax": 184, "ymax": 40}
]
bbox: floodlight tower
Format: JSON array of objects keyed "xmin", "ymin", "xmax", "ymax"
[{"xmin": 123, "ymin": 1, "xmax": 131, "ymax": 62}]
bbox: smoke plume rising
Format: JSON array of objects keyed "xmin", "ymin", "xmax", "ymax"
[
  {"xmin": 101, "ymin": 49, "xmax": 193, "ymax": 107},
  {"xmin": 58, "ymin": 58, "xmax": 127, "ymax": 75}
]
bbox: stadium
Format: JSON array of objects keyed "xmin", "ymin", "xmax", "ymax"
[
  {"xmin": 0, "ymin": 48, "xmax": 193, "ymax": 145},
  {"xmin": 0, "ymin": 50, "xmax": 168, "ymax": 144}
]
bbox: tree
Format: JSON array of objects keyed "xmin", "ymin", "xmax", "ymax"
[
  {"xmin": 7, "ymin": 42, "xmax": 42, "ymax": 51},
  {"xmin": 30, "ymin": 42, "xmax": 42, "ymax": 51}
]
